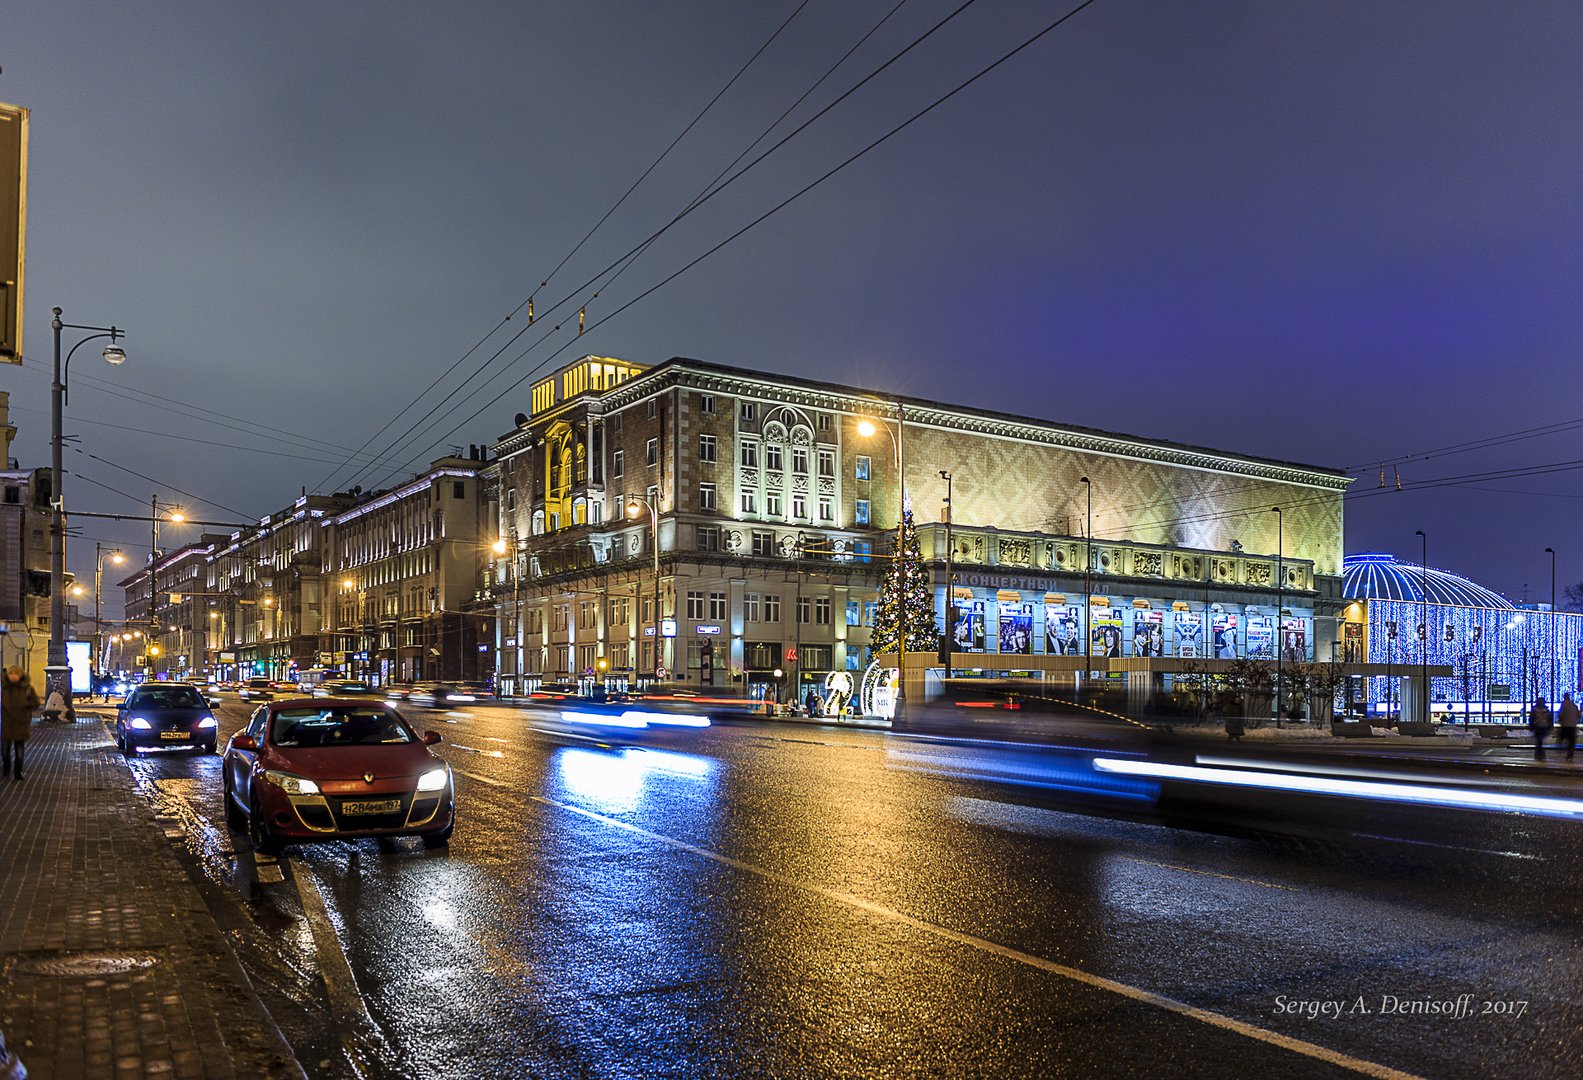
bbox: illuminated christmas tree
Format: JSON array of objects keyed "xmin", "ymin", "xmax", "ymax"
[{"xmin": 871, "ymin": 507, "xmax": 938, "ymax": 659}]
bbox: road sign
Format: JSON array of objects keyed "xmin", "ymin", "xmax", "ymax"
[{"xmin": 656, "ymin": 664, "xmax": 669, "ymax": 681}]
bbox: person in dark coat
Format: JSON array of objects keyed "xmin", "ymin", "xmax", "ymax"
[
  {"xmin": 1530, "ymin": 695, "xmax": 1554, "ymax": 761},
  {"xmin": 2, "ymin": 666, "xmax": 41, "ymax": 780},
  {"xmin": 1557, "ymin": 692, "xmax": 1579, "ymax": 762}
]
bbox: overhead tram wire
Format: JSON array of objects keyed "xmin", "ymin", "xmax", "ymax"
[
  {"xmin": 1346, "ymin": 414, "xmax": 1583, "ymax": 472},
  {"xmin": 402, "ymin": 0, "xmax": 1103, "ymax": 470},
  {"xmin": 13, "ymin": 352, "xmax": 424, "ymax": 480},
  {"xmin": 317, "ymin": 1, "xmax": 815, "ymax": 494},
  {"xmin": 353, "ymin": 0, "xmax": 1006, "ymax": 489},
  {"xmin": 70, "ymin": 446, "xmax": 254, "ymax": 520}
]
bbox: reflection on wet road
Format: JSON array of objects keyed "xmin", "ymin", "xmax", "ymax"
[{"xmin": 111, "ymin": 699, "xmax": 1582, "ymax": 1079}]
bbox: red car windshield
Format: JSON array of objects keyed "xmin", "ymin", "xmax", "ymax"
[{"xmin": 269, "ymin": 708, "xmax": 415, "ymax": 748}]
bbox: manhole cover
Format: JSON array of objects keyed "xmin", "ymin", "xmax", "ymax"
[{"xmin": 13, "ymin": 951, "xmax": 159, "ymax": 976}]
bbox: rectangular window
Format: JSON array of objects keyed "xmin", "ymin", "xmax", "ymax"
[
  {"xmin": 767, "ymin": 492, "xmax": 782, "ymax": 517},
  {"xmin": 792, "ymin": 494, "xmax": 807, "ymax": 519},
  {"xmin": 698, "ymin": 434, "xmax": 717, "ymax": 462},
  {"xmin": 744, "ymin": 593, "xmax": 760, "ymax": 622},
  {"xmin": 793, "ymin": 447, "xmax": 808, "ymax": 474},
  {"xmin": 764, "ymin": 594, "xmax": 781, "ymax": 623},
  {"xmin": 453, "ymin": 481, "xmax": 465, "ymax": 499},
  {"xmin": 741, "ymin": 490, "xmax": 757, "ymax": 515},
  {"xmin": 646, "ymin": 439, "xmax": 658, "ymax": 467},
  {"xmin": 699, "ymin": 394, "xmax": 715, "ymax": 414},
  {"xmin": 686, "ymin": 592, "xmax": 705, "ymax": 619},
  {"xmin": 817, "ymin": 415, "xmax": 830, "ymax": 431},
  {"xmin": 696, "ymin": 526, "xmax": 720, "ymax": 551},
  {"xmin": 855, "ymin": 456, "xmax": 871, "ymax": 481},
  {"xmin": 612, "ymin": 449, "xmax": 624, "ymax": 477},
  {"xmin": 699, "ymin": 483, "xmax": 717, "ymax": 511},
  {"xmin": 709, "ymin": 592, "xmax": 727, "ymax": 620},
  {"xmin": 611, "ymin": 413, "xmax": 623, "ymax": 433},
  {"xmin": 818, "ymin": 497, "xmax": 833, "ymax": 522},
  {"xmin": 741, "ymin": 441, "xmax": 758, "ymax": 468},
  {"xmin": 751, "ymin": 530, "xmax": 774, "ymax": 557},
  {"xmin": 765, "ymin": 444, "xmax": 783, "ymax": 472},
  {"xmin": 814, "ymin": 597, "xmax": 831, "ymax": 625},
  {"xmin": 647, "ymin": 399, "xmax": 657, "ymax": 418},
  {"xmin": 846, "ymin": 600, "xmax": 861, "ymax": 627},
  {"xmin": 740, "ymin": 401, "xmax": 756, "ymax": 422},
  {"xmin": 802, "ymin": 645, "xmax": 833, "ymax": 671},
  {"xmin": 853, "ymin": 540, "xmax": 872, "ymax": 562},
  {"xmin": 797, "ymin": 596, "xmax": 812, "ymax": 625},
  {"xmin": 855, "ymin": 499, "xmax": 871, "ymax": 525},
  {"xmin": 818, "ymin": 449, "xmax": 834, "ymax": 477},
  {"xmin": 865, "ymin": 601, "xmax": 878, "ymax": 626}
]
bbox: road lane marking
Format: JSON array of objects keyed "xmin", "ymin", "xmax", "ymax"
[
  {"xmin": 1118, "ymin": 856, "xmax": 1295, "ymax": 891},
  {"xmin": 448, "ymin": 742, "xmax": 506, "ymax": 758},
  {"xmin": 292, "ymin": 861, "xmax": 390, "ymax": 1078},
  {"xmin": 455, "ymin": 770, "xmax": 508, "ymax": 789},
  {"xmin": 532, "ymin": 794, "xmax": 1423, "ymax": 1080}
]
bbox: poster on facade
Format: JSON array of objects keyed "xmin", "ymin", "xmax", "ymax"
[
  {"xmin": 1280, "ymin": 618, "xmax": 1307, "ymax": 663},
  {"xmin": 952, "ymin": 598, "xmax": 985, "ymax": 652},
  {"xmin": 1045, "ymin": 604, "xmax": 1082, "ymax": 655},
  {"xmin": 1212, "ymin": 612, "xmax": 1239, "ymax": 659},
  {"xmin": 1342, "ymin": 622, "xmax": 1363, "ymax": 663},
  {"xmin": 1173, "ymin": 612, "xmax": 1204, "ymax": 657},
  {"xmin": 1247, "ymin": 615, "xmax": 1274, "ymax": 659},
  {"xmin": 1131, "ymin": 610, "xmax": 1164, "ymax": 657},
  {"xmin": 1091, "ymin": 609, "xmax": 1123, "ymax": 657},
  {"xmin": 998, "ymin": 601, "xmax": 1033, "ymax": 654}
]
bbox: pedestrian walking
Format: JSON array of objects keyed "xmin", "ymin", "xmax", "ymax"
[
  {"xmin": 2, "ymin": 666, "xmax": 40, "ymax": 781},
  {"xmin": 1558, "ymin": 692, "xmax": 1579, "ymax": 762},
  {"xmin": 1529, "ymin": 694, "xmax": 1554, "ymax": 761}
]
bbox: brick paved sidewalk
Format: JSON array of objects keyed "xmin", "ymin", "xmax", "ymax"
[{"xmin": 0, "ymin": 720, "xmax": 304, "ymax": 1079}]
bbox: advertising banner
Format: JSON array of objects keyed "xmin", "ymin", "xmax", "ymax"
[
  {"xmin": 1173, "ymin": 611, "xmax": 1204, "ymax": 657},
  {"xmin": 1247, "ymin": 615, "xmax": 1274, "ymax": 659},
  {"xmin": 1280, "ymin": 618, "xmax": 1307, "ymax": 663},
  {"xmin": 1045, "ymin": 604, "xmax": 1082, "ymax": 655},
  {"xmin": 998, "ymin": 601, "xmax": 1033, "ymax": 655},
  {"xmin": 1211, "ymin": 612, "xmax": 1239, "ymax": 659},
  {"xmin": 1131, "ymin": 610, "xmax": 1164, "ymax": 657},
  {"xmin": 1091, "ymin": 609, "xmax": 1123, "ymax": 658},
  {"xmin": 952, "ymin": 598, "xmax": 985, "ymax": 653},
  {"xmin": 1342, "ymin": 623, "xmax": 1363, "ymax": 663}
]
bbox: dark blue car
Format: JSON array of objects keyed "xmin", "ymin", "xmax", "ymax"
[{"xmin": 115, "ymin": 681, "xmax": 220, "ymax": 756}]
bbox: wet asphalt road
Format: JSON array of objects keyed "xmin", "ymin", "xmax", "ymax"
[{"xmin": 109, "ymin": 697, "xmax": 1583, "ymax": 1080}]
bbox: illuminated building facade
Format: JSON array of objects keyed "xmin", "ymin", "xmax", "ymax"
[
  {"xmin": 1342, "ymin": 553, "xmax": 1583, "ymax": 720},
  {"xmin": 487, "ymin": 356, "xmax": 1354, "ymax": 708}
]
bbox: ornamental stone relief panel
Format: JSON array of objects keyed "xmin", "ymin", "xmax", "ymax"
[
  {"xmin": 998, "ymin": 537, "xmax": 1032, "ymax": 567},
  {"xmin": 1244, "ymin": 562, "xmax": 1273, "ymax": 587},
  {"xmin": 1133, "ymin": 550, "xmax": 1163, "ymax": 577},
  {"xmin": 1172, "ymin": 554, "xmax": 1203, "ymax": 579}
]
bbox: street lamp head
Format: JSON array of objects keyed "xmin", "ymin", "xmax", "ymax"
[
  {"xmin": 169, "ymin": 511, "xmax": 186, "ymax": 524},
  {"xmin": 101, "ymin": 342, "xmax": 126, "ymax": 366},
  {"xmin": 626, "ymin": 500, "xmax": 642, "ymax": 519},
  {"xmin": 492, "ymin": 538, "xmax": 508, "ymax": 556},
  {"xmin": 110, "ymin": 551, "xmax": 125, "ymax": 564},
  {"xmin": 856, "ymin": 419, "xmax": 877, "ymax": 438}
]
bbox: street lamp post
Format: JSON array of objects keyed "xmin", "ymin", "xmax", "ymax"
[
  {"xmin": 1272, "ymin": 506, "xmax": 1283, "ymax": 721},
  {"xmin": 94, "ymin": 544, "xmax": 125, "ymax": 678},
  {"xmin": 1545, "ymin": 546, "xmax": 1557, "ymax": 702},
  {"xmin": 938, "ymin": 470, "xmax": 953, "ymax": 667},
  {"xmin": 857, "ymin": 403, "xmax": 907, "ymax": 716},
  {"xmin": 49, "ymin": 308, "xmax": 127, "ymax": 711},
  {"xmin": 1415, "ymin": 530, "xmax": 1428, "ymax": 723},
  {"xmin": 1080, "ymin": 477, "xmax": 1092, "ymax": 680},
  {"xmin": 626, "ymin": 496, "xmax": 662, "ymax": 683}
]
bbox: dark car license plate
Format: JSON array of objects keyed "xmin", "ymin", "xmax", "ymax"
[
  {"xmin": 159, "ymin": 731, "xmax": 190, "ymax": 740},
  {"xmin": 341, "ymin": 799, "xmax": 401, "ymax": 816}
]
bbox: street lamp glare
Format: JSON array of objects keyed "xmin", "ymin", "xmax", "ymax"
[
  {"xmin": 169, "ymin": 511, "xmax": 186, "ymax": 523},
  {"xmin": 111, "ymin": 551, "xmax": 125, "ymax": 564},
  {"xmin": 101, "ymin": 343, "xmax": 127, "ymax": 365},
  {"xmin": 856, "ymin": 419, "xmax": 877, "ymax": 438},
  {"xmin": 491, "ymin": 539, "xmax": 507, "ymax": 555}
]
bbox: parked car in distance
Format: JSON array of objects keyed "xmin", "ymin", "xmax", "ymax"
[
  {"xmin": 115, "ymin": 681, "xmax": 220, "ymax": 756},
  {"xmin": 238, "ymin": 677, "xmax": 275, "ymax": 701},
  {"xmin": 222, "ymin": 698, "xmax": 454, "ymax": 853}
]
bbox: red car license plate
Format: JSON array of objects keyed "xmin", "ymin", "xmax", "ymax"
[
  {"xmin": 341, "ymin": 799, "xmax": 400, "ymax": 816},
  {"xmin": 159, "ymin": 731, "xmax": 189, "ymax": 740}
]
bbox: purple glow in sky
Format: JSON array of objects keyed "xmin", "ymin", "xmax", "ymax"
[{"xmin": 4, "ymin": 1, "xmax": 1581, "ymax": 614}]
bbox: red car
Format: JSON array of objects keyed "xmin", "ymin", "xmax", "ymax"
[{"xmin": 222, "ymin": 697, "xmax": 454, "ymax": 854}]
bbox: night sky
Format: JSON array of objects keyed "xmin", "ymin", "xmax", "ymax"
[{"xmin": 4, "ymin": 1, "xmax": 1581, "ymax": 618}]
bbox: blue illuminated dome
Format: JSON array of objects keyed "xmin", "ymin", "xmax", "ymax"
[{"xmin": 1342, "ymin": 553, "xmax": 1514, "ymax": 610}]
